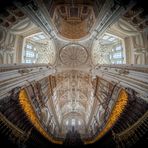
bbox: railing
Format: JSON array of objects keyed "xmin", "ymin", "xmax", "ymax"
[
  {"xmin": 112, "ymin": 111, "xmax": 148, "ymax": 148},
  {"xmin": 0, "ymin": 112, "xmax": 31, "ymax": 143}
]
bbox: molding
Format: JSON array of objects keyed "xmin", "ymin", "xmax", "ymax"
[
  {"xmin": 15, "ymin": 1, "xmax": 55, "ymax": 39},
  {"xmin": 93, "ymin": 64, "xmax": 148, "ymax": 101}
]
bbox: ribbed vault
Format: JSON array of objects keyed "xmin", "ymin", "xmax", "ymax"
[{"xmin": 52, "ymin": 70, "xmax": 95, "ymax": 135}]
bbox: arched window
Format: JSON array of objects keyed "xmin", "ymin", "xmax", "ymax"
[
  {"xmin": 92, "ymin": 33, "xmax": 125, "ymax": 65},
  {"xmin": 72, "ymin": 119, "xmax": 75, "ymax": 126},
  {"xmin": 66, "ymin": 120, "xmax": 69, "ymax": 126},
  {"xmin": 23, "ymin": 32, "xmax": 56, "ymax": 65},
  {"xmin": 78, "ymin": 120, "xmax": 81, "ymax": 126}
]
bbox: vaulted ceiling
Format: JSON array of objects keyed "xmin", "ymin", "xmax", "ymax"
[
  {"xmin": 52, "ymin": 70, "xmax": 94, "ymax": 132},
  {"xmin": 0, "ymin": 0, "xmax": 147, "ymax": 145}
]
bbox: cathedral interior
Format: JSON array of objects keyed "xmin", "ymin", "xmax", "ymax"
[{"xmin": 0, "ymin": 0, "xmax": 148, "ymax": 147}]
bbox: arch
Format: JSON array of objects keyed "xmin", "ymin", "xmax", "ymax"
[
  {"xmin": 0, "ymin": 53, "xmax": 3, "ymax": 64},
  {"xmin": 0, "ymin": 27, "xmax": 6, "ymax": 44},
  {"xmin": 41, "ymin": 107, "xmax": 50, "ymax": 125},
  {"xmin": 84, "ymin": 89, "xmax": 128, "ymax": 144},
  {"xmin": 19, "ymin": 89, "xmax": 63, "ymax": 144}
]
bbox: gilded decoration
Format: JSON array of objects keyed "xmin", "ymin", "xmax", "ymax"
[
  {"xmin": 19, "ymin": 89, "xmax": 62, "ymax": 144},
  {"xmin": 52, "ymin": 5, "xmax": 95, "ymax": 40},
  {"xmin": 60, "ymin": 44, "xmax": 88, "ymax": 67},
  {"xmin": 85, "ymin": 89, "xmax": 128, "ymax": 144}
]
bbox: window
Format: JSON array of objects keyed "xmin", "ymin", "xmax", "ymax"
[
  {"xmin": 65, "ymin": 120, "xmax": 68, "ymax": 125},
  {"xmin": 23, "ymin": 33, "xmax": 57, "ymax": 64},
  {"xmin": 108, "ymin": 37, "xmax": 115, "ymax": 41},
  {"xmin": 72, "ymin": 119, "xmax": 75, "ymax": 126},
  {"xmin": 26, "ymin": 44, "xmax": 32, "ymax": 49},
  {"xmin": 26, "ymin": 51, "xmax": 35, "ymax": 58},
  {"xmin": 92, "ymin": 33, "xmax": 125, "ymax": 65},
  {"xmin": 25, "ymin": 59, "xmax": 31, "ymax": 63},
  {"xmin": 24, "ymin": 43, "xmax": 36, "ymax": 63},
  {"xmin": 110, "ymin": 43, "xmax": 123, "ymax": 64},
  {"xmin": 32, "ymin": 34, "xmax": 46, "ymax": 40},
  {"xmin": 78, "ymin": 121, "xmax": 81, "ymax": 125},
  {"xmin": 102, "ymin": 35, "xmax": 109, "ymax": 40},
  {"xmin": 116, "ymin": 60, "xmax": 122, "ymax": 64},
  {"xmin": 39, "ymin": 34, "xmax": 46, "ymax": 39},
  {"xmin": 116, "ymin": 46, "xmax": 122, "ymax": 51},
  {"xmin": 33, "ymin": 36, "xmax": 40, "ymax": 40},
  {"xmin": 112, "ymin": 48, "xmax": 115, "ymax": 52},
  {"xmin": 113, "ymin": 52, "xmax": 122, "ymax": 58}
]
